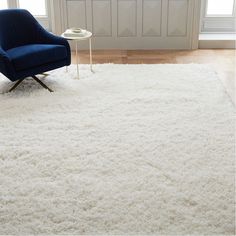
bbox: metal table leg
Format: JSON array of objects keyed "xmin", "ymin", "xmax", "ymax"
[
  {"xmin": 76, "ymin": 41, "xmax": 79, "ymax": 78},
  {"xmin": 89, "ymin": 38, "xmax": 94, "ymax": 73}
]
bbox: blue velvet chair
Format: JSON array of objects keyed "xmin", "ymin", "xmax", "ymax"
[{"xmin": 0, "ymin": 9, "xmax": 71, "ymax": 92}]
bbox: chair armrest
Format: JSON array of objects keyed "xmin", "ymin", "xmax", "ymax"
[
  {"xmin": 0, "ymin": 47, "xmax": 10, "ymax": 63},
  {"xmin": 0, "ymin": 47, "xmax": 16, "ymax": 80},
  {"xmin": 36, "ymin": 23, "xmax": 71, "ymax": 65},
  {"xmin": 38, "ymin": 29, "xmax": 69, "ymax": 47}
]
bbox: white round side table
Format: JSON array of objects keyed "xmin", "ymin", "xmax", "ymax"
[{"xmin": 61, "ymin": 30, "xmax": 93, "ymax": 79}]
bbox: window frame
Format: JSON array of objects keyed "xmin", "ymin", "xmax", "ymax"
[{"xmin": 201, "ymin": 0, "xmax": 236, "ymax": 33}]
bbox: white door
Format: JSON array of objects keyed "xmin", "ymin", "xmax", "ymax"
[{"xmin": 59, "ymin": 0, "xmax": 200, "ymax": 49}]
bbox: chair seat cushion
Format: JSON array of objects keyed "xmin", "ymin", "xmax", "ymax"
[{"xmin": 7, "ymin": 44, "xmax": 67, "ymax": 71}]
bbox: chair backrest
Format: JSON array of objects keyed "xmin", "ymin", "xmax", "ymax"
[{"xmin": 0, "ymin": 9, "xmax": 38, "ymax": 50}]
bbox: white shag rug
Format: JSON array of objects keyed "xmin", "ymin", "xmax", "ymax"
[{"xmin": 0, "ymin": 64, "xmax": 235, "ymax": 235}]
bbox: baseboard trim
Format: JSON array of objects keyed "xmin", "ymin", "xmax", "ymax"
[{"xmin": 199, "ymin": 34, "xmax": 236, "ymax": 49}]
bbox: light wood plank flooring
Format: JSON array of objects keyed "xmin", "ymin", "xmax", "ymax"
[{"xmin": 72, "ymin": 49, "xmax": 235, "ymax": 104}]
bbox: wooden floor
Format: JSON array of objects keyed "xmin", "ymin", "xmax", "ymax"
[{"xmin": 72, "ymin": 49, "xmax": 236, "ymax": 104}]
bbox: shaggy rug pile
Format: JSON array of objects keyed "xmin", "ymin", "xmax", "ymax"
[{"xmin": 0, "ymin": 64, "xmax": 235, "ymax": 235}]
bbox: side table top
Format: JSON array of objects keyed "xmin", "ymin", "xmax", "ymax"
[{"xmin": 61, "ymin": 30, "xmax": 92, "ymax": 41}]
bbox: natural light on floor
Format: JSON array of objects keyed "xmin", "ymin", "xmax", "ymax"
[{"xmin": 207, "ymin": 0, "xmax": 235, "ymax": 15}]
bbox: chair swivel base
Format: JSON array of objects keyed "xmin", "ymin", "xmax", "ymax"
[{"xmin": 9, "ymin": 75, "xmax": 53, "ymax": 92}]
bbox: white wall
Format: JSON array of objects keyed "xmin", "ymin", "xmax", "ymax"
[{"xmin": 52, "ymin": 0, "xmax": 201, "ymax": 49}]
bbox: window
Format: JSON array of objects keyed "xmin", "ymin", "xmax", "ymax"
[
  {"xmin": 18, "ymin": 0, "xmax": 47, "ymax": 16},
  {"xmin": 0, "ymin": 0, "xmax": 51, "ymax": 30},
  {"xmin": 201, "ymin": 0, "xmax": 236, "ymax": 33},
  {"xmin": 206, "ymin": 0, "xmax": 235, "ymax": 16},
  {"xmin": 0, "ymin": 0, "xmax": 8, "ymax": 10}
]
